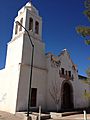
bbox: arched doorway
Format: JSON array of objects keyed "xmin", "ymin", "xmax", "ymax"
[{"xmin": 61, "ymin": 81, "xmax": 73, "ymax": 110}]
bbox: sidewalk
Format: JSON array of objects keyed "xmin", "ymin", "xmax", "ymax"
[
  {"xmin": 0, "ymin": 111, "xmax": 27, "ymax": 120},
  {"xmin": 61, "ymin": 114, "xmax": 90, "ymax": 119},
  {"xmin": 0, "ymin": 110, "xmax": 90, "ymax": 120}
]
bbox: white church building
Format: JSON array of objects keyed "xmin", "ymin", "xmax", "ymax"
[{"xmin": 0, "ymin": 1, "xmax": 90, "ymax": 114}]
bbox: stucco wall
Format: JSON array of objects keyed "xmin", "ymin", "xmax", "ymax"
[
  {"xmin": 46, "ymin": 50, "xmax": 89, "ymax": 111},
  {"xmin": 0, "ymin": 66, "xmax": 20, "ymax": 114},
  {"xmin": 16, "ymin": 31, "xmax": 47, "ymax": 111},
  {"xmin": 73, "ymin": 79, "xmax": 90, "ymax": 108},
  {"xmin": 0, "ymin": 33, "xmax": 24, "ymax": 113},
  {"xmin": 16, "ymin": 66, "xmax": 47, "ymax": 111}
]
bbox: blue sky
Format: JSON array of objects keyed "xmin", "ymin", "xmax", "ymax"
[{"xmin": 0, "ymin": 0, "xmax": 90, "ymax": 76}]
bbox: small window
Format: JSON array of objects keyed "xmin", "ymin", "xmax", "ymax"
[
  {"xmin": 31, "ymin": 88, "xmax": 37, "ymax": 107},
  {"xmin": 15, "ymin": 23, "xmax": 18, "ymax": 34},
  {"xmin": 19, "ymin": 18, "xmax": 23, "ymax": 31},
  {"xmin": 68, "ymin": 71, "xmax": 71, "ymax": 77},
  {"xmin": 35, "ymin": 21, "xmax": 39, "ymax": 34},
  {"xmin": 61, "ymin": 68, "xmax": 64, "ymax": 75},
  {"xmin": 29, "ymin": 18, "xmax": 33, "ymax": 31}
]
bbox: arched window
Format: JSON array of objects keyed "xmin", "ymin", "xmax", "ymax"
[
  {"xmin": 19, "ymin": 18, "xmax": 23, "ymax": 31},
  {"xmin": 35, "ymin": 21, "xmax": 39, "ymax": 34},
  {"xmin": 29, "ymin": 18, "xmax": 33, "ymax": 31},
  {"xmin": 15, "ymin": 23, "xmax": 18, "ymax": 34}
]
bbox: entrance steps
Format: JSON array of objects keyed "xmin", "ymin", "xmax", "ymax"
[
  {"xmin": 49, "ymin": 111, "xmax": 82, "ymax": 120},
  {"xmin": 61, "ymin": 111, "xmax": 82, "ymax": 117},
  {"xmin": 25, "ymin": 111, "xmax": 82, "ymax": 120},
  {"xmin": 29, "ymin": 112, "xmax": 51, "ymax": 120},
  {"xmin": 16, "ymin": 110, "xmax": 89, "ymax": 120}
]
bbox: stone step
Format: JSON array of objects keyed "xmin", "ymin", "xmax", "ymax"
[
  {"xmin": 49, "ymin": 111, "xmax": 83, "ymax": 120},
  {"xmin": 24, "ymin": 111, "xmax": 82, "ymax": 120},
  {"xmin": 30, "ymin": 112, "xmax": 51, "ymax": 120},
  {"xmin": 62, "ymin": 111, "xmax": 82, "ymax": 117}
]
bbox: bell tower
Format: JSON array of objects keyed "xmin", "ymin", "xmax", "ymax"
[
  {"xmin": 6, "ymin": 1, "xmax": 45, "ymax": 68},
  {"xmin": 0, "ymin": 1, "xmax": 47, "ymax": 113},
  {"xmin": 12, "ymin": 1, "xmax": 42, "ymax": 40},
  {"xmin": 4, "ymin": 1, "xmax": 46, "ymax": 112}
]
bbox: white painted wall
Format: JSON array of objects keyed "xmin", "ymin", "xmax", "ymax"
[
  {"xmin": 73, "ymin": 79, "xmax": 90, "ymax": 108},
  {"xmin": 46, "ymin": 50, "xmax": 89, "ymax": 111},
  {"xmin": 0, "ymin": 66, "xmax": 20, "ymax": 114},
  {"xmin": 0, "ymin": 33, "xmax": 24, "ymax": 113}
]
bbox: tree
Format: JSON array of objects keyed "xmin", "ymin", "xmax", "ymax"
[
  {"xmin": 49, "ymin": 79, "xmax": 61, "ymax": 112},
  {"xmin": 76, "ymin": 0, "xmax": 90, "ymax": 100},
  {"xmin": 76, "ymin": 0, "xmax": 90, "ymax": 78},
  {"xmin": 83, "ymin": 68, "xmax": 90, "ymax": 98},
  {"xmin": 76, "ymin": 0, "xmax": 90, "ymax": 45}
]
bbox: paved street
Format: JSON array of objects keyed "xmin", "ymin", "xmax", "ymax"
[{"xmin": 0, "ymin": 111, "xmax": 90, "ymax": 120}]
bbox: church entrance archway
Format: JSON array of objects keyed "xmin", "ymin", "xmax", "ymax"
[{"xmin": 61, "ymin": 81, "xmax": 73, "ymax": 110}]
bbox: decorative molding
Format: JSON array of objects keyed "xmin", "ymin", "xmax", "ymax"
[
  {"xmin": 51, "ymin": 55, "xmax": 61, "ymax": 68},
  {"xmin": 72, "ymin": 65, "xmax": 77, "ymax": 71},
  {"xmin": 59, "ymin": 70, "xmax": 74, "ymax": 81}
]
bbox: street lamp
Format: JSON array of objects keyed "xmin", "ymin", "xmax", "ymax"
[{"xmin": 15, "ymin": 21, "xmax": 34, "ymax": 118}]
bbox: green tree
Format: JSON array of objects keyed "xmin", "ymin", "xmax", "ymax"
[
  {"xmin": 86, "ymin": 67, "xmax": 90, "ymax": 81},
  {"xmin": 84, "ymin": 68, "xmax": 90, "ymax": 99},
  {"xmin": 76, "ymin": 0, "xmax": 90, "ymax": 45},
  {"xmin": 76, "ymin": 0, "xmax": 90, "ymax": 80}
]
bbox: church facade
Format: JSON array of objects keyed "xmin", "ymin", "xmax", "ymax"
[{"xmin": 0, "ymin": 2, "xmax": 90, "ymax": 114}]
